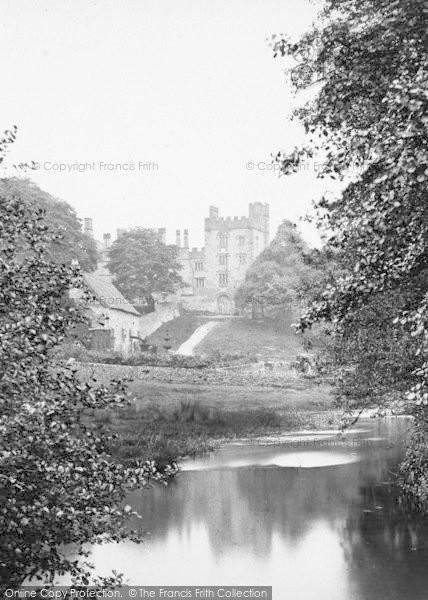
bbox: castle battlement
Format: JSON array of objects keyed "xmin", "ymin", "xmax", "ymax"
[
  {"xmin": 205, "ymin": 202, "xmax": 269, "ymax": 233},
  {"xmin": 178, "ymin": 246, "xmax": 204, "ymax": 259},
  {"xmin": 205, "ymin": 215, "xmax": 251, "ymax": 230},
  {"xmin": 189, "ymin": 247, "xmax": 204, "ymax": 258},
  {"xmin": 91, "ymin": 201, "xmax": 270, "ymax": 316}
]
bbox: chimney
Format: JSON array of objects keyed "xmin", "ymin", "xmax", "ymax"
[
  {"xmin": 209, "ymin": 206, "xmax": 219, "ymax": 220},
  {"xmin": 183, "ymin": 229, "xmax": 189, "ymax": 248},
  {"xmin": 83, "ymin": 218, "xmax": 93, "ymax": 238},
  {"xmin": 176, "ymin": 229, "xmax": 181, "ymax": 247},
  {"xmin": 103, "ymin": 233, "xmax": 112, "ymax": 249},
  {"xmin": 158, "ymin": 228, "xmax": 166, "ymax": 244}
]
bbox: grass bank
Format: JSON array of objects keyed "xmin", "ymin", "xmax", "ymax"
[
  {"xmin": 147, "ymin": 314, "xmax": 208, "ymax": 351},
  {"xmin": 147, "ymin": 314, "xmax": 315, "ymax": 361},
  {"xmin": 195, "ymin": 316, "xmax": 303, "ymax": 360},
  {"xmin": 93, "ymin": 400, "xmax": 339, "ymax": 468},
  {"xmin": 75, "ymin": 315, "xmax": 336, "ymax": 467}
]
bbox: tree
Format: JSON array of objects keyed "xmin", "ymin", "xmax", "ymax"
[
  {"xmin": 235, "ymin": 220, "xmax": 318, "ymax": 318},
  {"xmin": 272, "ymin": 0, "xmax": 427, "ymax": 506},
  {"xmin": 108, "ymin": 228, "xmax": 184, "ymax": 310},
  {"xmin": 0, "ymin": 184, "xmax": 172, "ymax": 588},
  {"xmin": 0, "ymin": 177, "xmax": 97, "ymax": 271}
]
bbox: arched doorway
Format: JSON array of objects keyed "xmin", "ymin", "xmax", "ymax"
[{"xmin": 217, "ymin": 294, "xmax": 233, "ymax": 315}]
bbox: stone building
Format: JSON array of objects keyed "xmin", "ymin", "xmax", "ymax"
[
  {"xmin": 90, "ymin": 201, "xmax": 269, "ymax": 315},
  {"xmin": 177, "ymin": 202, "xmax": 269, "ymax": 313},
  {"xmin": 80, "ymin": 219, "xmax": 179, "ymax": 347},
  {"xmin": 70, "ymin": 272, "xmax": 141, "ymax": 355}
]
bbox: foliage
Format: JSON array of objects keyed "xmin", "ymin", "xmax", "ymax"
[
  {"xmin": 208, "ymin": 349, "xmax": 257, "ymax": 365},
  {"xmin": 107, "ymin": 228, "xmax": 184, "ymax": 307},
  {"xmin": 272, "ymin": 0, "xmax": 428, "ymax": 505},
  {"xmin": 99, "ymin": 401, "xmax": 284, "ymax": 467},
  {"xmin": 52, "ymin": 345, "xmax": 212, "ymax": 368},
  {"xmin": 0, "ymin": 190, "xmax": 172, "ymax": 588},
  {"xmin": 329, "ymin": 290, "xmax": 424, "ymax": 411},
  {"xmin": 399, "ymin": 410, "xmax": 428, "ymax": 511},
  {"xmin": 0, "ymin": 177, "xmax": 97, "ymax": 271},
  {"xmin": 235, "ymin": 220, "xmax": 318, "ymax": 317},
  {"xmin": 52, "ymin": 344, "xmax": 254, "ymax": 369}
]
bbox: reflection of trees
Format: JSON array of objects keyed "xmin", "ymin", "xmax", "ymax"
[
  {"xmin": 127, "ymin": 452, "xmax": 392, "ymax": 557},
  {"xmin": 341, "ymin": 479, "xmax": 428, "ymax": 600},
  {"xmin": 124, "ymin": 417, "xmax": 425, "ymax": 596}
]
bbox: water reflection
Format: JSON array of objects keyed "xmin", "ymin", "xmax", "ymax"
[
  {"xmin": 89, "ymin": 418, "xmax": 428, "ymax": 600},
  {"xmin": 182, "ymin": 448, "xmax": 362, "ymax": 469}
]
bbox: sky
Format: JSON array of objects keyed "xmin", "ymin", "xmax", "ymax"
[{"xmin": 0, "ymin": 0, "xmax": 340, "ymax": 248}]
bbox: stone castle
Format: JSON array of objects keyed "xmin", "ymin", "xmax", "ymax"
[
  {"xmin": 176, "ymin": 203, "xmax": 269, "ymax": 313},
  {"xmin": 86, "ymin": 201, "xmax": 269, "ymax": 314}
]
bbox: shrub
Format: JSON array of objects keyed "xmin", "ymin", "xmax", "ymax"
[
  {"xmin": 399, "ymin": 411, "xmax": 428, "ymax": 514},
  {"xmin": 52, "ymin": 346, "xmax": 212, "ymax": 368},
  {"xmin": 0, "ymin": 193, "xmax": 172, "ymax": 589},
  {"xmin": 52, "ymin": 344, "xmax": 259, "ymax": 369}
]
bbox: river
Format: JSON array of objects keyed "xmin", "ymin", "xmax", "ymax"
[{"xmin": 88, "ymin": 417, "xmax": 428, "ymax": 600}]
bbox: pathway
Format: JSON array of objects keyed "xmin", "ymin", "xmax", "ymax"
[{"xmin": 176, "ymin": 321, "xmax": 220, "ymax": 356}]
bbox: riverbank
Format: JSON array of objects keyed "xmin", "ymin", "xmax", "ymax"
[
  {"xmin": 75, "ymin": 360, "xmax": 331, "ymax": 396},
  {"xmin": 93, "ymin": 400, "xmax": 340, "ymax": 468},
  {"xmin": 79, "ymin": 361, "xmax": 338, "ymax": 467},
  {"xmin": 91, "ymin": 418, "xmax": 427, "ymax": 598},
  {"xmin": 147, "ymin": 313, "xmax": 311, "ymax": 360}
]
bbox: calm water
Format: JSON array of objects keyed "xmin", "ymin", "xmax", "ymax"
[{"xmin": 89, "ymin": 417, "xmax": 428, "ymax": 600}]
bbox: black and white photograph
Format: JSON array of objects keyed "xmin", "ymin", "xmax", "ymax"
[{"xmin": 1, "ymin": 1, "xmax": 427, "ymax": 598}]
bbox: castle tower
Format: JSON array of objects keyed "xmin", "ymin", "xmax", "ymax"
[
  {"xmin": 158, "ymin": 228, "xmax": 166, "ymax": 244},
  {"xmin": 209, "ymin": 206, "xmax": 219, "ymax": 220},
  {"xmin": 83, "ymin": 217, "xmax": 93, "ymax": 238},
  {"xmin": 201, "ymin": 203, "xmax": 270, "ymax": 308},
  {"xmin": 249, "ymin": 202, "xmax": 270, "ymax": 247}
]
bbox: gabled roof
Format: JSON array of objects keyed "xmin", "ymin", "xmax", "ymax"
[{"xmin": 82, "ymin": 273, "xmax": 140, "ymax": 316}]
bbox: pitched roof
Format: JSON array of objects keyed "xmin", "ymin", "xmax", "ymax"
[{"xmin": 82, "ymin": 273, "xmax": 140, "ymax": 316}]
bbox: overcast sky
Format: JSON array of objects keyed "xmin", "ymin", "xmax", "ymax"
[{"xmin": 0, "ymin": 0, "xmax": 340, "ymax": 248}]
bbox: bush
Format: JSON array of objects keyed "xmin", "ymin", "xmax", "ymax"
[
  {"xmin": 209, "ymin": 350, "xmax": 255, "ymax": 365},
  {"xmin": 171, "ymin": 400, "xmax": 213, "ymax": 423},
  {"xmin": 101, "ymin": 402, "xmax": 284, "ymax": 467},
  {"xmin": 51, "ymin": 345, "xmax": 256, "ymax": 369},
  {"xmin": 399, "ymin": 412, "xmax": 428, "ymax": 514},
  {"xmin": 0, "ymin": 193, "xmax": 172, "ymax": 589}
]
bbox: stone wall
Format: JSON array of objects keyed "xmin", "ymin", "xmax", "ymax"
[
  {"xmin": 139, "ymin": 301, "xmax": 180, "ymax": 338},
  {"xmin": 89, "ymin": 303, "xmax": 141, "ymax": 355}
]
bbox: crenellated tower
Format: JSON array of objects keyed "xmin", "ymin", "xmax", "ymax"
[{"xmin": 87, "ymin": 202, "xmax": 270, "ymax": 314}]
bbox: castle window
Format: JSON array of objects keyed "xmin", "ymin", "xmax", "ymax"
[
  {"xmin": 219, "ymin": 254, "xmax": 228, "ymax": 266},
  {"xmin": 238, "ymin": 235, "xmax": 246, "ymax": 247},
  {"xmin": 195, "ymin": 277, "xmax": 205, "ymax": 288},
  {"xmin": 219, "ymin": 234, "xmax": 228, "ymax": 249},
  {"xmin": 194, "ymin": 261, "xmax": 204, "ymax": 271},
  {"xmin": 219, "ymin": 273, "xmax": 228, "ymax": 286},
  {"xmin": 238, "ymin": 254, "xmax": 247, "ymax": 265}
]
